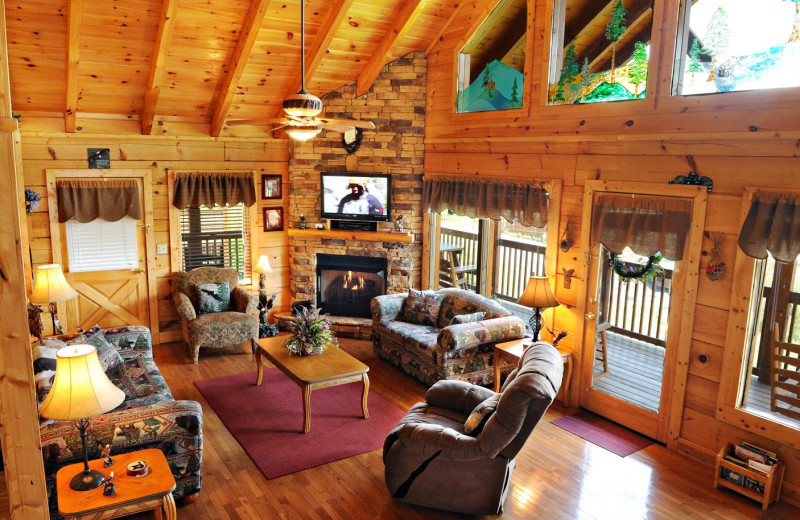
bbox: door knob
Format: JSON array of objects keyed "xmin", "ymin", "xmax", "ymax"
[
  {"xmin": 584, "ymin": 312, "xmax": 596, "ymax": 320},
  {"xmin": 138, "ymin": 269, "xmax": 145, "ymax": 274}
]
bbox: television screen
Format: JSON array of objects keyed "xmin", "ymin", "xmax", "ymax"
[{"xmin": 320, "ymin": 172, "xmax": 391, "ymax": 222}]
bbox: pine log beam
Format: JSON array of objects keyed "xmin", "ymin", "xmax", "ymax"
[
  {"xmin": 65, "ymin": 0, "xmax": 82, "ymax": 132},
  {"xmin": 141, "ymin": 0, "xmax": 180, "ymax": 135}
]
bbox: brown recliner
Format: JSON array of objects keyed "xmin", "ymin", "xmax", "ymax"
[
  {"xmin": 173, "ymin": 267, "xmax": 259, "ymax": 363},
  {"xmin": 383, "ymin": 341, "xmax": 563, "ymax": 515}
]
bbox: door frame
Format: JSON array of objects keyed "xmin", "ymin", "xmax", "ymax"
[
  {"xmin": 45, "ymin": 168, "xmax": 158, "ymax": 340},
  {"xmin": 576, "ymin": 180, "xmax": 707, "ymax": 445}
]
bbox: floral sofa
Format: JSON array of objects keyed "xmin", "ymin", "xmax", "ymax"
[
  {"xmin": 34, "ymin": 325, "xmax": 203, "ymax": 517},
  {"xmin": 371, "ymin": 288, "xmax": 526, "ymax": 386}
]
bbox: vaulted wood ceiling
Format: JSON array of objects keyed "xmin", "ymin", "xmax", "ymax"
[{"xmin": 4, "ymin": 0, "xmax": 460, "ymax": 136}]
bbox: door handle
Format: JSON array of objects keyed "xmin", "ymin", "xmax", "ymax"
[
  {"xmin": 585, "ymin": 312, "xmax": 596, "ymax": 320},
  {"xmin": 138, "ymin": 269, "xmax": 145, "ymax": 274}
]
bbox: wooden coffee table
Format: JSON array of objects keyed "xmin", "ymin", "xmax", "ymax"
[
  {"xmin": 56, "ymin": 448, "xmax": 176, "ymax": 520},
  {"xmin": 255, "ymin": 334, "xmax": 370, "ymax": 433}
]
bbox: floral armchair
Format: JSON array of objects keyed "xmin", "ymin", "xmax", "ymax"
[{"xmin": 172, "ymin": 267, "xmax": 259, "ymax": 363}]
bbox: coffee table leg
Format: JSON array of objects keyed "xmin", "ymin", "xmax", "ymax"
[
  {"xmin": 302, "ymin": 384, "xmax": 312, "ymax": 433},
  {"xmin": 162, "ymin": 492, "xmax": 176, "ymax": 520},
  {"xmin": 255, "ymin": 347, "xmax": 263, "ymax": 386},
  {"xmin": 362, "ymin": 373, "xmax": 370, "ymax": 419}
]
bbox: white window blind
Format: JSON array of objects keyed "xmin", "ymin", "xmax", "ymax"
[
  {"xmin": 65, "ymin": 216, "xmax": 139, "ymax": 272},
  {"xmin": 179, "ymin": 203, "xmax": 251, "ymax": 280}
]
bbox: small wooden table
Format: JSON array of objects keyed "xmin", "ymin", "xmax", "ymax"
[
  {"xmin": 255, "ymin": 334, "xmax": 370, "ymax": 433},
  {"xmin": 57, "ymin": 448, "xmax": 176, "ymax": 520},
  {"xmin": 493, "ymin": 339, "xmax": 573, "ymax": 403}
]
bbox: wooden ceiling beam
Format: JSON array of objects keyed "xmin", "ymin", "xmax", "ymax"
[
  {"xmin": 141, "ymin": 0, "xmax": 180, "ymax": 135},
  {"xmin": 210, "ymin": 0, "xmax": 272, "ymax": 137},
  {"xmin": 356, "ymin": 0, "xmax": 425, "ymax": 98},
  {"xmin": 65, "ymin": 0, "xmax": 82, "ymax": 133},
  {"xmin": 425, "ymin": 1, "xmax": 464, "ymax": 55},
  {"xmin": 273, "ymin": 0, "xmax": 355, "ymax": 118}
]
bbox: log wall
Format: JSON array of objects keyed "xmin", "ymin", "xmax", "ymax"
[{"xmin": 425, "ymin": 0, "xmax": 800, "ymax": 506}]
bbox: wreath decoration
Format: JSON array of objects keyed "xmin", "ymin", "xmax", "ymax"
[{"xmin": 610, "ymin": 251, "xmax": 664, "ymax": 283}]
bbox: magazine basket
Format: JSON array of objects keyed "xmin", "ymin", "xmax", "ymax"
[{"xmin": 714, "ymin": 443, "xmax": 784, "ymax": 510}]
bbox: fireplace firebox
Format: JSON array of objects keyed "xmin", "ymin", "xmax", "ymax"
[{"xmin": 316, "ymin": 254, "xmax": 387, "ymax": 318}]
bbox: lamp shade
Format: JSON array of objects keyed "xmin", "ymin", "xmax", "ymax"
[
  {"xmin": 31, "ymin": 264, "xmax": 78, "ymax": 304},
  {"xmin": 255, "ymin": 255, "xmax": 273, "ymax": 274},
  {"xmin": 38, "ymin": 344, "xmax": 125, "ymax": 421},
  {"xmin": 284, "ymin": 124, "xmax": 321, "ymax": 142},
  {"xmin": 517, "ymin": 276, "xmax": 559, "ymax": 309}
]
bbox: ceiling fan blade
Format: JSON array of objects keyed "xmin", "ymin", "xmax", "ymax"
[
  {"xmin": 318, "ymin": 118, "xmax": 375, "ymax": 130},
  {"xmin": 320, "ymin": 123, "xmax": 355, "ymax": 133},
  {"xmin": 227, "ymin": 118, "xmax": 287, "ymax": 127}
]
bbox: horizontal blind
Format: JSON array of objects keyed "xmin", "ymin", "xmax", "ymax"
[
  {"xmin": 180, "ymin": 204, "xmax": 250, "ymax": 280},
  {"xmin": 65, "ymin": 216, "xmax": 139, "ymax": 272}
]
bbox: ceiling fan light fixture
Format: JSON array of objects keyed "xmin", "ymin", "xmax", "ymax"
[
  {"xmin": 283, "ymin": 90, "xmax": 323, "ymax": 118},
  {"xmin": 285, "ymin": 124, "xmax": 322, "ymax": 142}
]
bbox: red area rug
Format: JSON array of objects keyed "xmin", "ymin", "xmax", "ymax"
[
  {"xmin": 195, "ymin": 369, "xmax": 406, "ymax": 479},
  {"xmin": 552, "ymin": 410, "xmax": 653, "ymax": 457}
]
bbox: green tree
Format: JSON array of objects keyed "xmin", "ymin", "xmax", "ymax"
[
  {"xmin": 510, "ymin": 77, "xmax": 520, "ymax": 107},
  {"xmin": 481, "ymin": 67, "xmax": 494, "ymax": 98},
  {"xmin": 688, "ymin": 39, "xmax": 704, "ymax": 84},
  {"xmin": 578, "ymin": 58, "xmax": 591, "ymax": 102},
  {"xmin": 628, "ymin": 41, "xmax": 648, "ymax": 96},
  {"xmin": 704, "ymin": 7, "xmax": 730, "ymax": 82},
  {"xmin": 555, "ymin": 44, "xmax": 579, "ymax": 102},
  {"xmin": 784, "ymin": 0, "xmax": 800, "ymax": 43},
  {"xmin": 605, "ymin": 0, "xmax": 627, "ymax": 83}
]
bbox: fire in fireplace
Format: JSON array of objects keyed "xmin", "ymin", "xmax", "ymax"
[{"xmin": 316, "ymin": 254, "xmax": 387, "ymax": 318}]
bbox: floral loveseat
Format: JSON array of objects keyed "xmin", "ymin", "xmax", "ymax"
[
  {"xmin": 372, "ymin": 288, "xmax": 526, "ymax": 386},
  {"xmin": 34, "ymin": 325, "xmax": 203, "ymax": 517}
]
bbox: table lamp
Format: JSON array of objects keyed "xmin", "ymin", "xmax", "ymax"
[
  {"xmin": 517, "ymin": 276, "xmax": 560, "ymax": 342},
  {"xmin": 31, "ymin": 263, "xmax": 78, "ymax": 335},
  {"xmin": 38, "ymin": 344, "xmax": 125, "ymax": 491}
]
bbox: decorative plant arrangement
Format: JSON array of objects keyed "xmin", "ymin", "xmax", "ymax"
[
  {"xmin": 284, "ymin": 304, "xmax": 338, "ymax": 356},
  {"xmin": 706, "ymin": 232, "xmax": 726, "ymax": 281},
  {"xmin": 24, "ymin": 189, "xmax": 41, "ymax": 214},
  {"xmin": 610, "ymin": 251, "xmax": 664, "ymax": 283}
]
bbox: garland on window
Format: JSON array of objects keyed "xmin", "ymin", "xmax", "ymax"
[{"xmin": 610, "ymin": 251, "xmax": 664, "ymax": 283}]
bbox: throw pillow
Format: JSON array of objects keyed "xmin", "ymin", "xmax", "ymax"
[
  {"xmin": 197, "ymin": 281, "xmax": 231, "ymax": 314},
  {"xmin": 450, "ymin": 311, "xmax": 486, "ymax": 325},
  {"xmin": 464, "ymin": 394, "xmax": 500, "ymax": 436},
  {"xmin": 32, "ymin": 337, "xmax": 69, "ymax": 404},
  {"xmin": 77, "ymin": 325, "xmax": 123, "ymax": 371},
  {"xmin": 401, "ymin": 288, "xmax": 445, "ymax": 327}
]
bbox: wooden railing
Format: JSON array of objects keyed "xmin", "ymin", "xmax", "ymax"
[{"xmin": 440, "ymin": 228, "xmax": 480, "ymax": 290}]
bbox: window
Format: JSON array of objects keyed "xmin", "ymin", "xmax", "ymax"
[
  {"xmin": 456, "ymin": 0, "xmax": 527, "ymax": 113},
  {"xmin": 548, "ymin": 0, "xmax": 654, "ymax": 105},
  {"xmin": 673, "ymin": 0, "xmax": 800, "ymax": 96},
  {"xmin": 179, "ymin": 204, "xmax": 251, "ymax": 281},
  {"xmin": 65, "ymin": 216, "xmax": 139, "ymax": 272}
]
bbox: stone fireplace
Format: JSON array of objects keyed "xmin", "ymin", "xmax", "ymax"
[{"xmin": 316, "ymin": 254, "xmax": 387, "ymax": 318}]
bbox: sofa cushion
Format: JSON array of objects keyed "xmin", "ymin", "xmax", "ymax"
[
  {"xmin": 78, "ymin": 325, "xmax": 124, "ymax": 371},
  {"xmin": 107, "ymin": 354, "xmax": 173, "ymax": 402},
  {"xmin": 380, "ymin": 321, "xmax": 440, "ymax": 360},
  {"xmin": 464, "ymin": 394, "xmax": 500, "ymax": 436},
  {"xmin": 197, "ymin": 281, "xmax": 231, "ymax": 314},
  {"xmin": 450, "ymin": 311, "xmax": 486, "ymax": 325},
  {"xmin": 437, "ymin": 290, "xmax": 512, "ymax": 328},
  {"xmin": 402, "ymin": 288, "xmax": 445, "ymax": 327}
]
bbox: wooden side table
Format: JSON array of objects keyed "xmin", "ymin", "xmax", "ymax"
[
  {"xmin": 57, "ymin": 448, "xmax": 176, "ymax": 520},
  {"xmin": 493, "ymin": 339, "xmax": 573, "ymax": 404}
]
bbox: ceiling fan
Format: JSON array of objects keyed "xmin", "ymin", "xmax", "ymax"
[{"xmin": 227, "ymin": 1, "xmax": 375, "ymax": 142}]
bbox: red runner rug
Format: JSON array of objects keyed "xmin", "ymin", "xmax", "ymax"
[
  {"xmin": 195, "ymin": 369, "xmax": 406, "ymax": 479},
  {"xmin": 551, "ymin": 410, "xmax": 653, "ymax": 457}
]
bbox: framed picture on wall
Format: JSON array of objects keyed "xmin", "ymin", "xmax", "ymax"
[
  {"xmin": 263, "ymin": 207, "xmax": 284, "ymax": 232},
  {"xmin": 262, "ymin": 175, "xmax": 282, "ymax": 200}
]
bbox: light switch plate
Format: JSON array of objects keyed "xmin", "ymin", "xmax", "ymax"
[{"xmin": 157, "ymin": 244, "xmax": 168, "ymax": 255}]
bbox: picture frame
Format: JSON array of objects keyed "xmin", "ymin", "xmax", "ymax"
[
  {"xmin": 262, "ymin": 175, "xmax": 282, "ymax": 200},
  {"xmin": 263, "ymin": 207, "xmax": 284, "ymax": 232}
]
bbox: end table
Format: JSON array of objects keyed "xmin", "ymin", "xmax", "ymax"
[
  {"xmin": 57, "ymin": 448, "xmax": 176, "ymax": 520},
  {"xmin": 493, "ymin": 339, "xmax": 573, "ymax": 404}
]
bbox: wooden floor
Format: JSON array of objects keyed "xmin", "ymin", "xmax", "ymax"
[{"xmin": 3, "ymin": 337, "xmax": 800, "ymax": 519}]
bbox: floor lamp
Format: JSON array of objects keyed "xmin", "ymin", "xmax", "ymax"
[
  {"xmin": 517, "ymin": 276, "xmax": 560, "ymax": 342},
  {"xmin": 31, "ymin": 263, "xmax": 78, "ymax": 335},
  {"xmin": 38, "ymin": 344, "xmax": 125, "ymax": 490}
]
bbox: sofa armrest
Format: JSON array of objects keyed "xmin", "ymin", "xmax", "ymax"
[
  {"xmin": 103, "ymin": 325, "xmax": 153, "ymax": 360},
  {"xmin": 174, "ymin": 291, "xmax": 197, "ymax": 321},
  {"xmin": 425, "ymin": 380, "xmax": 497, "ymax": 415},
  {"xmin": 231, "ymin": 286, "xmax": 258, "ymax": 315},
  {"xmin": 437, "ymin": 315, "xmax": 526, "ymax": 353},
  {"xmin": 371, "ymin": 293, "xmax": 408, "ymax": 326}
]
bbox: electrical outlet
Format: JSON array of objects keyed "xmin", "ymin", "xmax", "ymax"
[{"xmin": 157, "ymin": 244, "xmax": 168, "ymax": 255}]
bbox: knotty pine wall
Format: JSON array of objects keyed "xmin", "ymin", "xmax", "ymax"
[
  {"xmin": 19, "ymin": 134, "xmax": 289, "ymax": 345},
  {"xmin": 425, "ymin": 0, "xmax": 800, "ymax": 506}
]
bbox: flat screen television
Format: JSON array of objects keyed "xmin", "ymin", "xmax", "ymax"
[{"xmin": 320, "ymin": 172, "xmax": 391, "ymax": 222}]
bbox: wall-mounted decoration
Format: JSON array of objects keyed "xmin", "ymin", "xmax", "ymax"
[
  {"xmin": 668, "ymin": 171, "xmax": 713, "ymax": 192},
  {"xmin": 610, "ymin": 251, "xmax": 664, "ymax": 283},
  {"xmin": 341, "ymin": 128, "xmax": 363, "ymax": 154},
  {"xmin": 24, "ymin": 189, "xmax": 41, "ymax": 213},
  {"xmin": 706, "ymin": 231, "xmax": 726, "ymax": 281},
  {"xmin": 88, "ymin": 148, "xmax": 110, "ymax": 169},
  {"xmin": 263, "ymin": 207, "xmax": 284, "ymax": 232},
  {"xmin": 561, "ymin": 268, "xmax": 575, "ymax": 289},
  {"xmin": 560, "ymin": 218, "xmax": 573, "ymax": 252},
  {"xmin": 262, "ymin": 175, "xmax": 282, "ymax": 200}
]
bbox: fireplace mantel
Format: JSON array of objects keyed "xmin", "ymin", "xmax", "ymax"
[{"xmin": 288, "ymin": 228, "xmax": 414, "ymax": 243}]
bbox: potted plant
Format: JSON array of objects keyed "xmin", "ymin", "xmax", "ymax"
[{"xmin": 284, "ymin": 304, "xmax": 338, "ymax": 356}]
